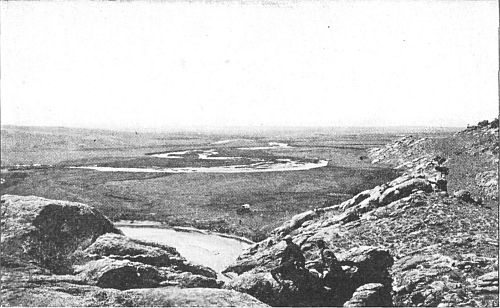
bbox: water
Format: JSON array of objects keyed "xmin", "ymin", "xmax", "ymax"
[
  {"xmin": 119, "ymin": 226, "xmax": 251, "ymax": 275},
  {"xmin": 71, "ymin": 141, "xmax": 328, "ymax": 173},
  {"xmin": 72, "ymin": 159, "xmax": 328, "ymax": 173}
]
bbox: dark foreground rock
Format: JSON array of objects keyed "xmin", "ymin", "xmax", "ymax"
[
  {"xmin": 344, "ymin": 283, "xmax": 392, "ymax": 307},
  {"xmin": 1, "ymin": 194, "xmax": 121, "ymax": 274},
  {"xmin": 2, "ymin": 277, "xmax": 265, "ymax": 307},
  {"xmin": 0, "ymin": 194, "xmax": 265, "ymax": 307}
]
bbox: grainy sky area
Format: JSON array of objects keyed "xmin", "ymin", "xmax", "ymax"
[{"xmin": 1, "ymin": 0, "xmax": 498, "ymax": 130}]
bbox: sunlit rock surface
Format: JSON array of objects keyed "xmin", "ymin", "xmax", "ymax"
[{"xmin": 0, "ymin": 195, "xmax": 265, "ymax": 307}]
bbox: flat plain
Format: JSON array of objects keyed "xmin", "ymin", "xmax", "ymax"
[{"xmin": 0, "ymin": 125, "xmax": 455, "ymax": 241}]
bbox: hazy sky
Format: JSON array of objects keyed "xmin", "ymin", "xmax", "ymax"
[{"xmin": 1, "ymin": 0, "xmax": 498, "ymax": 130}]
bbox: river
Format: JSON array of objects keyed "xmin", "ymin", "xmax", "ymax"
[{"xmin": 71, "ymin": 142, "xmax": 328, "ymax": 173}]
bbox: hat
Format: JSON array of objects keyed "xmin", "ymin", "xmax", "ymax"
[{"xmin": 283, "ymin": 235, "xmax": 293, "ymax": 242}]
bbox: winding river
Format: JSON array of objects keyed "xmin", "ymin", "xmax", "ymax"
[{"xmin": 71, "ymin": 142, "xmax": 328, "ymax": 173}]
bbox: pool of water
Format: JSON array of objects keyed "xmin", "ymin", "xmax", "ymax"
[{"xmin": 118, "ymin": 225, "xmax": 252, "ymax": 276}]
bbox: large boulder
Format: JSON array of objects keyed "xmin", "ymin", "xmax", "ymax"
[
  {"xmin": 75, "ymin": 258, "xmax": 161, "ymax": 290},
  {"xmin": 84, "ymin": 233, "xmax": 180, "ymax": 262},
  {"xmin": 159, "ymin": 271, "xmax": 219, "ymax": 288},
  {"xmin": 344, "ymin": 283, "xmax": 392, "ymax": 307},
  {"xmin": 338, "ymin": 246, "xmax": 393, "ymax": 286},
  {"xmin": 224, "ymin": 272, "xmax": 281, "ymax": 306},
  {"xmin": 1, "ymin": 194, "xmax": 121, "ymax": 273},
  {"xmin": 84, "ymin": 233, "xmax": 217, "ymax": 279},
  {"xmin": 475, "ymin": 271, "xmax": 499, "ymax": 294},
  {"xmin": 273, "ymin": 210, "xmax": 318, "ymax": 236},
  {"xmin": 379, "ymin": 179, "xmax": 433, "ymax": 206}
]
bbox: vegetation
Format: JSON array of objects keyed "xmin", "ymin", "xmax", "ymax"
[{"xmin": 1, "ymin": 126, "xmax": 454, "ymax": 241}]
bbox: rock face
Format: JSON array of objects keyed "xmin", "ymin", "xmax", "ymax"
[
  {"xmin": 475, "ymin": 271, "xmax": 499, "ymax": 294},
  {"xmin": 83, "ymin": 233, "xmax": 217, "ymax": 278},
  {"xmin": 475, "ymin": 170, "xmax": 498, "ymax": 200},
  {"xmin": 2, "ymin": 281, "xmax": 267, "ymax": 307},
  {"xmin": 1, "ymin": 195, "xmax": 266, "ymax": 307},
  {"xmin": 344, "ymin": 283, "xmax": 392, "ymax": 307},
  {"xmin": 224, "ymin": 120, "xmax": 498, "ymax": 307},
  {"xmin": 1, "ymin": 194, "xmax": 121, "ymax": 274}
]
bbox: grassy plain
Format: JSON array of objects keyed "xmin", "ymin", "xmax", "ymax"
[{"xmin": 1, "ymin": 125, "xmax": 455, "ymax": 240}]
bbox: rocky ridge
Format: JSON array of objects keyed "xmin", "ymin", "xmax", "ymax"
[
  {"xmin": 1, "ymin": 194, "xmax": 266, "ymax": 306},
  {"xmin": 223, "ymin": 121, "xmax": 498, "ymax": 307}
]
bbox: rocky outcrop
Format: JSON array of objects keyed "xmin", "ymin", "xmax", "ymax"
[
  {"xmin": 75, "ymin": 258, "xmax": 162, "ymax": 289},
  {"xmin": 224, "ymin": 121, "xmax": 498, "ymax": 307},
  {"xmin": 344, "ymin": 283, "xmax": 392, "ymax": 307},
  {"xmin": 1, "ymin": 195, "xmax": 265, "ymax": 306},
  {"xmin": 1, "ymin": 194, "xmax": 121, "ymax": 274},
  {"xmin": 83, "ymin": 233, "xmax": 217, "ymax": 278},
  {"xmin": 222, "ymin": 165, "xmax": 447, "ymax": 306},
  {"xmin": 1, "ymin": 279, "xmax": 267, "ymax": 307},
  {"xmin": 475, "ymin": 170, "xmax": 498, "ymax": 200},
  {"xmin": 475, "ymin": 271, "xmax": 499, "ymax": 294}
]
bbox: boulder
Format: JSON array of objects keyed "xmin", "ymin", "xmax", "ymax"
[
  {"xmin": 339, "ymin": 246, "xmax": 394, "ymax": 286},
  {"xmin": 453, "ymin": 190, "xmax": 476, "ymax": 203},
  {"xmin": 476, "ymin": 271, "xmax": 499, "ymax": 293},
  {"xmin": 1, "ymin": 194, "xmax": 121, "ymax": 274},
  {"xmin": 85, "ymin": 233, "xmax": 180, "ymax": 262},
  {"xmin": 344, "ymin": 283, "xmax": 392, "ymax": 307},
  {"xmin": 159, "ymin": 271, "xmax": 219, "ymax": 288},
  {"xmin": 379, "ymin": 179, "xmax": 433, "ymax": 205},
  {"xmin": 224, "ymin": 272, "xmax": 281, "ymax": 306},
  {"xmin": 74, "ymin": 258, "xmax": 161, "ymax": 290},
  {"xmin": 224, "ymin": 270, "xmax": 329, "ymax": 306},
  {"xmin": 340, "ymin": 190, "xmax": 371, "ymax": 211},
  {"xmin": 475, "ymin": 170, "xmax": 498, "ymax": 200},
  {"xmin": 274, "ymin": 210, "xmax": 318, "ymax": 236},
  {"xmin": 477, "ymin": 120, "xmax": 489, "ymax": 127},
  {"xmin": 84, "ymin": 233, "xmax": 216, "ymax": 278}
]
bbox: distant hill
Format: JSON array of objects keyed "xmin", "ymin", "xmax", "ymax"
[{"xmin": 0, "ymin": 125, "xmax": 210, "ymax": 166}]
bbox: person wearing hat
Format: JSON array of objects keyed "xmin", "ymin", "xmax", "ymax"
[
  {"xmin": 271, "ymin": 235, "xmax": 306, "ymax": 283},
  {"xmin": 316, "ymin": 239, "xmax": 341, "ymax": 278},
  {"xmin": 316, "ymin": 239, "xmax": 356, "ymax": 296}
]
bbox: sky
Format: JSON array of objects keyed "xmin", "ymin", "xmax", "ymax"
[{"xmin": 1, "ymin": 0, "xmax": 498, "ymax": 130}]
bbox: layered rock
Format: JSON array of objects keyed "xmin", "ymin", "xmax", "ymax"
[{"xmin": 1, "ymin": 195, "xmax": 265, "ymax": 307}]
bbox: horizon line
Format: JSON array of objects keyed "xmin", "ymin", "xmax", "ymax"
[{"xmin": 1, "ymin": 123, "xmax": 467, "ymax": 132}]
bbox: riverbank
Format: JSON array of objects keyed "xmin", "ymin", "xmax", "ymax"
[
  {"xmin": 1, "ymin": 126, "xmax": 410, "ymax": 242},
  {"xmin": 118, "ymin": 224, "xmax": 252, "ymax": 277}
]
